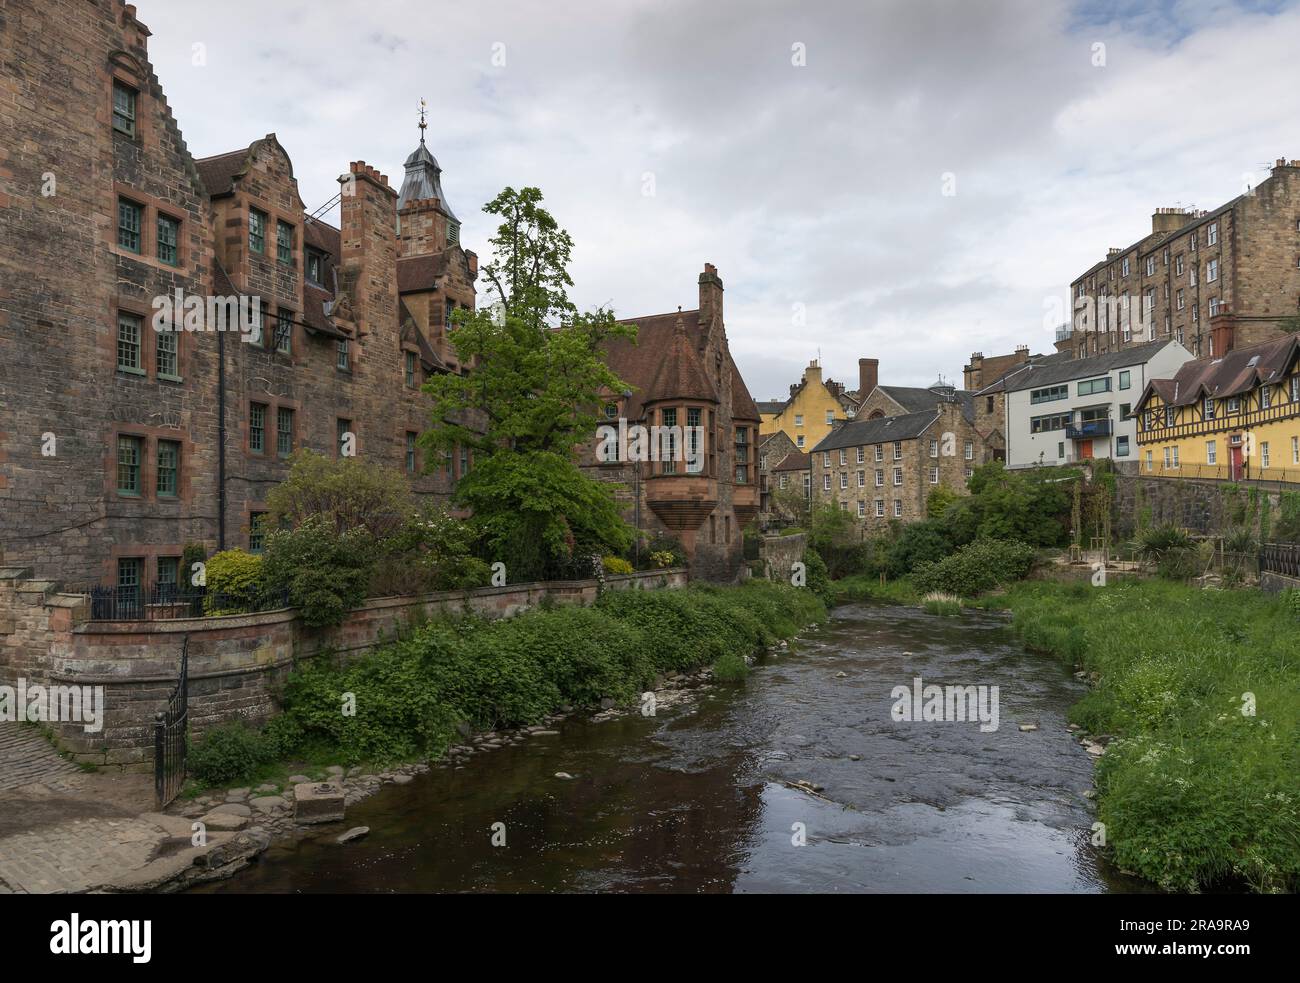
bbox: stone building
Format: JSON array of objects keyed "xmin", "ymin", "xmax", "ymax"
[
  {"xmin": 757, "ymin": 430, "xmax": 808, "ymax": 524},
  {"xmin": 582, "ymin": 265, "xmax": 763, "ymax": 581},
  {"xmin": 809, "ymin": 397, "xmax": 991, "ymax": 528},
  {"xmin": 0, "ymin": 0, "xmax": 475, "ymax": 586},
  {"xmin": 1064, "ymin": 159, "xmax": 1300, "ymax": 360}
]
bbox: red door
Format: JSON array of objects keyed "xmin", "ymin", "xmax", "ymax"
[
  {"xmin": 1078, "ymin": 440, "xmax": 1094, "ymax": 460},
  {"xmin": 1230, "ymin": 445, "xmax": 1243, "ymax": 481}
]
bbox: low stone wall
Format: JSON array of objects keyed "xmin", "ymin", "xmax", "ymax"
[
  {"xmin": 1113, "ymin": 474, "xmax": 1289, "ymax": 538},
  {"xmin": 759, "ymin": 532, "xmax": 807, "ymax": 584},
  {"xmin": 1260, "ymin": 571, "xmax": 1300, "ymax": 594},
  {"xmin": 0, "ymin": 567, "xmax": 687, "ymax": 770}
]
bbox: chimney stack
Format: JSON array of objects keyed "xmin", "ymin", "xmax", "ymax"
[
  {"xmin": 858, "ymin": 357, "xmax": 878, "ymax": 397},
  {"xmin": 340, "ymin": 161, "xmax": 399, "ymax": 349},
  {"xmin": 698, "ymin": 262, "xmax": 723, "ymax": 340},
  {"xmin": 1151, "ymin": 207, "xmax": 1191, "ymax": 235}
]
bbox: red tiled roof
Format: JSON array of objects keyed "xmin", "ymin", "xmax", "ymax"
[{"xmin": 730, "ymin": 352, "xmax": 761, "ymax": 422}]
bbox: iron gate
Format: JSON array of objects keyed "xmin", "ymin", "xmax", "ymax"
[{"xmin": 154, "ymin": 634, "xmax": 190, "ymax": 810}]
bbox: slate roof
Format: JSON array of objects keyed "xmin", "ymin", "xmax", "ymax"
[
  {"xmin": 773, "ymin": 450, "xmax": 810, "ymax": 472},
  {"xmin": 1134, "ymin": 336, "xmax": 1300, "ymax": 410},
  {"xmin": 757, "ymin": 400, "xmax": 786, "ymax": 415},
  {"xmin": 810, "ymin": 409, "xmax": 939, "ymax": 454},
  {"xmin": 873, "ymin": 385, "xmax": 976, "ymax": 423},
  {"xmin": 997, "ymin": 340, "xmax": 1175, "ymax": 394},
  {"xmin": 194, "ymin": 149, "xmax": 248, "ymax": 197}
]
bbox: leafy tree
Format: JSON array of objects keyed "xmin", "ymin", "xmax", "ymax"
[
  {"xmin": 261, "ymin": 516, "xmax": 374, "ymax": 629},
  {"xmin": 420, "ymin": 188, "xmax": 636, "ymax": 576}
]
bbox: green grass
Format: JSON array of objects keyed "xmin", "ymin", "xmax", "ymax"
[
  {"xmin": 1002, "ymin": 578, "xmax": 1300, "ymax": 893},
  {"xmin": 834, "ymin": 574, "xmax": 919, "ymax": 605}
]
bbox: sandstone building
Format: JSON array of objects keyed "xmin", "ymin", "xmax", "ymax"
[
  {"xmin": 0, "ymin": 0, "xmax": 475, "ymax": 586},
  {"xmin": 582, "ymin": 265, "xmax": 763, "ymax": 580},
  {"xmin": 758, "ymin": 358, "xmax": 863, "ymax": 450},
  {"xmin": 1064, "ymin": 159, "xmax": 1300, "ymax": 360}
]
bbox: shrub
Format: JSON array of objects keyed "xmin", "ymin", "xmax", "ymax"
[
  {"xmin": 910, "ymin": 538, "xmax": 1035, "ymax": 597},
  {"xmin": 1136, "ymin": 523, "xmax": 1192, "ymax": 557},
  {"xmin": 189, "ymin": 723, "xmax": 269, "ymax": 786},
  {"xmin": 261, "ymin": 516, "xmax": 374, "ymax": 628},
  {"xmin": 800, "ymin": 548, "xmax": 835, "ymax": 608},
  {"xmin": 649, "ymin": 550, "xmax": 676, "ymax": 568},
  {"xmin": 370, "ymin": 505, "xmax": 491, "ymax": 596},
  {"xmin": 602, "ymin": 556, "xmax": 634, "ymax": 575},
  {"xmin": 203, "ymin": 549, "xmax": 265, "ymax": 614},
  {"xmin": 712, "ymin": 651, "xmax": 749, "ymax": 682},
  {"xmin": 886, "ymin": 520, "xmax": 953, "ymax": 578},
  {"xmin": 266, "ymin": 449, "xmax": 412, "ymax": 539}
]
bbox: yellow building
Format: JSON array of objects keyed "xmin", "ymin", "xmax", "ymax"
[
  {"xmin": 759, "ymin": 359, "xmax": 857, "ymax": 451},
  {"xmin": 1134, "ymin": 336, "xmax": 1300, "ymax": 483}
]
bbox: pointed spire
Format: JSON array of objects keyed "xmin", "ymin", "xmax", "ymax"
[{"xmin": 397, "ymin": 101, "xmax": 458, "ymax": 221}]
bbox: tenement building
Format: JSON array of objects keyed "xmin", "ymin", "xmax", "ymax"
[
  {"xmin": 1064, "ymin": 159, "xmax": 1300, "ymax": 360},
  {"xmin": 809, "ymin": 395, "xmax": 991, "ymax": 527},
  {"xmin": 758, "ymin": 358, "xmax": 863, "ymax": 450},
  {"xmin": 1133, "ymin": 336, "xmax": 1300, "ymax": 483},
  {"xmin": 0, "ymin": 0, "xmax": 476, "ymax": 586},
  {"xmin": 583, "ymin": 265, "xmax": 763, "ymax": 580}
]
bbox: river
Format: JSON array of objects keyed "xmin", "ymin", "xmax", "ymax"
[{"xmin": 200, "ymin": 601, "xmax": 1146, "ymax": 893}]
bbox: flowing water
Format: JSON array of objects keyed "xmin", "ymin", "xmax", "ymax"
[{"xmin": 202, "ymin": 602, "xmax": 1147, "ymax": 893}]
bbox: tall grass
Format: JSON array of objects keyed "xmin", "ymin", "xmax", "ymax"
[{"xmin": 1004, "ymin": 578, "xmax": 1300, "ymax": 893}]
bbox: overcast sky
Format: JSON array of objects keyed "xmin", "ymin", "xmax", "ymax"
[{"xmin": 142, "ymin": 0, "xmax": 1300, "ymax": 400}]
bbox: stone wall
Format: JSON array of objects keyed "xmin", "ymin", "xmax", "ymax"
[
  {"xmin": 0, "ymin": 567, "xmax": 687, "ymax": 770},
  {"xmin": 1114, "ymin": 473, "xmax": 1281, "ymax": 538},
  {"xmin": 758, "ymin": 532, "xmax": 807, "ymax": 585}
]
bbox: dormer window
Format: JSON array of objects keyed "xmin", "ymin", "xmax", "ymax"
[
  {"xmin": 112, "ymin": 81, "xmax": 137, "ymax": 136},
  {"xmin": 306, "ymin": 250, "xmax": 324, "ymax": 285}
]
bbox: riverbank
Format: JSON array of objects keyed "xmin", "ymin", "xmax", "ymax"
[{"xmin": 833, "ymin": 572, "xmax": 1300, "ymax": 894}]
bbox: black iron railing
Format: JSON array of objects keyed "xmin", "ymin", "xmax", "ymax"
[
  {"xmin": 154, "ymin": 634, "xmax": 189, "ymax": 810},
  {"xmin": 1261, "ymin": 543, "xmax": 1300, "ymax": 578},
  {"xmin": 75, "ymin": 582, "xmax": 291, "ymax": 622}
]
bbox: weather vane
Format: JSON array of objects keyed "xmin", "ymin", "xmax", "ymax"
[{"xmin": 418, "ymin": 98, "xmax": 427, "ymax": 138}]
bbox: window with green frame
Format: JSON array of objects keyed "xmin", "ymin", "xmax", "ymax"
[
  {"xmin": 156, "ymin": 214, "xmax": 180, "ymax": 265},
  {"xmin": 116, "ymin": 435, "xmax": 142, "ymax": 494},
  {"xmin": 277, "ymin": 407, "xmax": 294, "ymax": 457},
  {"xmin": 337, "ymin": 337, "xmax": 349, "ymax": 370},
  {"xmin": 276, "ymin": 220, "xmax": 293, "ymax": 264},
  {"xmin": 1078, "ymin": 376, "xmax": 1112, "ymax": 396},
  {"xmin": 249, "ymin": 512, "xmax": 268, "ymax": 554},
  {"xmin": 117, "ymin": 557, "xmax": 143, "ymax": 600},
  {"xmin": 111, "ymin": 81, "xmax": 136, "ymax": 136},
  {"xmin": 156, "ymin": 326, "xmax": 178, "ymax": 378},
  {"xmin": 405, "ymin": 351, "xmax": 416, "ymax": 387},
  {"xmin": 117, "ymin": 198, "xmax": 142, "ymax": 253},
  {"xmin": 117, "ymin": 313, "xmax": 142, "ymax": 371},
  {"xmin": 406, "ymin": 431, "xmax": 418, "ymax": 472},
  {"xmin": 661, "ymin": 408, "xmax": 678, "ymax": 474},
  {"xmin": 248, "ymin": 208, "xmax": 266, "ymax": 254},
  {"xmin": 156, "ymin": 440, "xmax": 179, "ymax": 497},
  {"xmin": 250, "ymin": 403, "xmax": 266, "ymax": 453},
  {"xmin": 274, "ymin": 308, "xmax": 292, "ymax": 353},
  {"xmin": 157, "ymin": 556, "xmax": 180, "ymax": 588}
]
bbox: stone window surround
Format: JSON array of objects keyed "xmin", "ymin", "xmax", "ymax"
[
  {"xmin": 108, "ymin": 59, "xmax": 157, "ymax": 154},
  {"xmin": 104, "ymin": 425, "xmax": 193, "ymax": 506},
  {"xmin": 231, "ymin": 193, "xmax": 301, "ymax": 281},
  {"xmin": 244, "ymin": 396, "xmax": 302, "ymax": 459},
  {"xmin": 113, "ymin": 296, "xmax": 186, "ymax": 383},
  {"xmin": 108, "ymin": 182, "xmax": 190, "ymax": 272},
  {"xmin": 103, "ymin": 544, "xmax": 188, "ymax": 590}
]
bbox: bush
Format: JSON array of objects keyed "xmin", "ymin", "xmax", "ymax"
[
  {"xmin": 910, "ymin": 538, "xmax": 1035, "ymax": 597},
  {"xmin": 370, "ymin": 505, "xmax": 491, "ymax": 596},
  {"xmin": 266, "ymin": 449, "xmax": 412, "ymax": 539},
  {"xmin": 261, "ymin": 516, "xmax": 374, "ymax": 628},
  {"xmin": 203, "ymin": 549, "xmax": 265, "ymax": 614},
  {"xmin": 602, "ymin": 556, "xmax": 634, "ymax": 575},
  {"xmin": 712, "ymin": 651, "xmax": 749, "ymax": 682},
  {"xmin": 1136, "ymin": 523, "xmax": 1192, "ymax": 557},
  {"xmin": 886, "ymin": 520, "xmax": 953, "ymax": 578},
  {"xmin": 189, "ymin": 723, "xmax": 269, "ymax": 786},
  {"xmin": 800, "ymin": 548, "xmax": 835, "ymax": 608}
]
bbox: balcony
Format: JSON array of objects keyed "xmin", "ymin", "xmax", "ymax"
[{"xmin": 1065, "ymin": 419, "xmax": 1112, "ymax": 439}]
